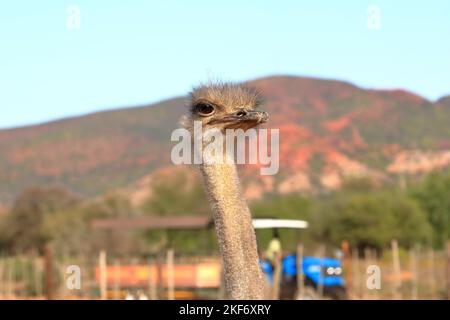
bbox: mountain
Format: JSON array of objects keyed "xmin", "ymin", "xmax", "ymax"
[
  {"xmin": 0, "ymin": 75, "xmax": 449, "ymax": 204},
  {"xmin": 437, "ymin": 95, "xmax": 450, "ymax": 107}
]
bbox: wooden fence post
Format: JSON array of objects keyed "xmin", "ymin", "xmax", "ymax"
[
  {"xmin": 410, "ymin": 247, "xmax": 418, "ymax": 300},
  {"xmin": 16, "ymin": 255, "xmax": 21, "ymax": 299},
  {"xmin": 317, "ymin": 245, "xmax": 325, "ymax": 299},
  {"xmin": 22, "ymin": 253, "xmax": 31, "ymax": 299},
  {"xmin": 427, "ymin": 248, "xmax": 436, "ymax": 299},
  {"xmin": 147, "ymin": 258, "xmax": 157, "ymax": 300},
  {"xmin": 113, "ymin": 259, "xmax": 121, "ymax": 300},
  {"xmin": 156, "ymin": 254, "xmax": 163, "ymax": 299},
  {"xmin": 391, "ymin": 239, "xmax": 402, "ymax": 300},
  {"xmin": 43, "ymin": 244, "xmax": 54, "ymax": 300},
  {"xmin": 79, "ymin": 254, "xmax": 91, "ymax": 299},
  {"xmin": 6, "ymin": 256, "xmax": 12, "ymax": 299},
  {"xmin": 341, "ymin": 241, "xmax": 352, "ymax": 300},
  {"xmin": 33, "ymin": 255, "xmax": 42, "ymax": 298},
  {"xmin": 271, "ymin": 252, "xmax": 281, "ymax": 300},
  {"xmin": 167, "ymin": 249, "xmax": 175, "ymax": 300},
  {"xmin": 59, "ymin": 253, "xmax": 67, "ymax": 299},
  {"xmin": 446, "ymin": 241, "xmax": 450, "ymax": 300},
  {"xmin": 363, "ymin": 248, "xmax": 371, "ymax": 299},
  {"xmin": 99, "ymin": 250, "xmax": 107, "ymax": 300},
  {"xmin": 351, "ymin": 248, "xmax": 361, "ymax": 299},
  {"xmin": 23, "ymin": 254, "xmax": 31, "ymax": 299},
  {"xmin": 296, "ymin": 243, "xmax": 305, "ymax": 300},
  {"xmin": 371, "ymin": 248, "xmax": 380, "ymax": 300},
  {"xmin": 0, "ymin": 256, "xmax": 4, "ymax": 298}
]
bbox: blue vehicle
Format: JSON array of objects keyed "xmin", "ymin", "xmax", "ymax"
[
  {"xmin": 261, "ymin": 255, "xmax": 346, "ymax": 299},
  {"xmin": 254, "ymin": 219, "xmax": 347, "ymax": 300}
]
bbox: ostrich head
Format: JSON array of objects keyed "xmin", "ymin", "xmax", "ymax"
[{"xmin": 182, "ymin": 82, "xmax": 268, "ymax": 132}]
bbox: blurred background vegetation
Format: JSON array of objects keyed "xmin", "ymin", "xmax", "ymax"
[{"xmin": 0, "ymin": 170, "xmax": 448, "ymax": 259}]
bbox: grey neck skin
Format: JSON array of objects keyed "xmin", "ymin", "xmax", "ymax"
[{"xmin": 198, "ymin": 134, "xmax": 265, "ymax": 299}]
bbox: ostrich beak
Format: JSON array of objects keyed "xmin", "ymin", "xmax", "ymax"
[
  {"xmin": 228, "ymin": 109, "xmax": 268, "ymax": 130},
  {"xmin": 241, "ymin": 110, "xmax": 269, "ymax": 124},
  {"xmin": 209, "ymin": 110, "xmax": 269, "ymax": 130},
  {"xmin": 253, "ymin": 110, "xmax": 269, "ymax": 123}
]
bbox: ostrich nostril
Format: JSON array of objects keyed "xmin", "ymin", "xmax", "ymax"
[
  {"xmin": 262, "ymin": 111, "xmax": 268, "ymax": 119},
  {"xmin": 236, "ymin": 110, "xmax": 247, "ymax": 117}
]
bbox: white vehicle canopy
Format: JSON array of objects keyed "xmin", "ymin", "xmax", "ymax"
[{"xmin": 252, "ymin": 219, "xmax": 308, "ymax": 229}]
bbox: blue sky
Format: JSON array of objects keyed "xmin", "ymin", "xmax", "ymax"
[{"xmin": 0, "ymin": 1, "xmax": 449, "ymax": 129}]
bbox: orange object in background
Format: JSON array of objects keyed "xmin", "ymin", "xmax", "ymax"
[{"xmin": 95, "ymin": 260, "xmax": 221, "ymax": 289}]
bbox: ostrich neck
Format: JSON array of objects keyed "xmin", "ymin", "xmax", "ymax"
[{"xmin": 200, "ymin": 148, "xmax": 265, "ymax": 299}]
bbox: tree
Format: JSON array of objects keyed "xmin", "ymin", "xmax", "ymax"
[
  {"xmin": 314, "ymin": 189, "xmax": 431, "ymax": 252},
  {"xmin": 411, "ymin": 172, "xmax": 450, "ymax": 248},
  {"xmin": 141, "ymin": 171, "xmax": 209, "ymax": 216},
  {"xmin": 2, "ymin": 187, "xmax": 79, "ymax": 253}
]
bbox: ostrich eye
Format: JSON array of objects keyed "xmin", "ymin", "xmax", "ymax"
[{"xmin": 195, "ymin": 103, "xmax": 215, "ymax": 116}]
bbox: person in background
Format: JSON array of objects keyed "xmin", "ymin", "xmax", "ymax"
[{"xmin": 266, "ymin": 229, "xmax": 282, "ymax": 264}]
